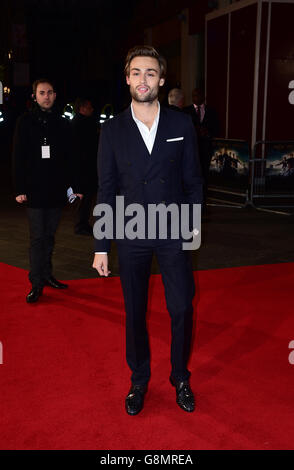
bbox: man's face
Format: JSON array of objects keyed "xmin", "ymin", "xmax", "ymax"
[
  {"xmin": 192, "ymin": 89, "xmax": 204, "ymax": 106},
  {"xmin": 126, "ymin": 56, "xmax": 164, "ymax": 103},
  {"xmin": 168, "ymin": 90, "xmax": 176, "ymax": 104},
  {"xmin": 35, "ymin": 83, "xmax": 56, "ymax": 110},
  {"xmin": 80, "ymin": 101, "xmax": 94, "ymax": 117}
]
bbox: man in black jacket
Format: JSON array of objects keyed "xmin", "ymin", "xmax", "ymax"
[
  {"xmin": 72, "ymin": 98, "xmax": 98, "ymax": 235},
  {"xmin": 183, "ymin": 88, "xmax": 219, "ymax": 206},
  {"xmin": 13, "ymin": 78, "xmax": 83, "ymax": 303}
]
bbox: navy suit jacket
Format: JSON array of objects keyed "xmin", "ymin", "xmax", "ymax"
[
  {"xmin": 94, "ymin": 105, "xmax": 203, "ymax": 252},
  {"xmin": 183, "ymin": 104, "xmax": 219, "ymax": 138}
]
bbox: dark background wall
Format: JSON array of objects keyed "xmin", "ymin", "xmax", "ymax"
[
  {"xmin": 206, "ymin": 0, "xmax": 294, "ymax": 144},
  {"xmin": 0, "ymin": 0, "xmax": 218, "ymax": 115}
]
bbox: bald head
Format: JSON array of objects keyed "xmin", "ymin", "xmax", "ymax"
[{"xmin": 168, "ymin": 88, "xmax": 185, "ymax": 108}]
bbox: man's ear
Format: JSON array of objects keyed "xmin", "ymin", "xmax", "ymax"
[
  {"xmin": 159, "ymin": 78, "xmax": 165, "ymax": 87},
  {"xmin": 31, "ymin": 93, "xmax": 36, "ymax": 101},
  {"xmin": 126, "ymin": 75, "xmax": 130, "ymax": 85}
]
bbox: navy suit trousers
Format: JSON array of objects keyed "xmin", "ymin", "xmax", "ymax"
[{"xmin": 117, "ymin": 240, "xmax": 195, "ymax": 385}]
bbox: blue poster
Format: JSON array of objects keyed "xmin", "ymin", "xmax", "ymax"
[
  {"xmin": 210, "ymin": 139, "xmax": 249, "ymax": 189},
  {"xmin": 265, "ymin": 144, "xmax": 294, "ymax": 193}
]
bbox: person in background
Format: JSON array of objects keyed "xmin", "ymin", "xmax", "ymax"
[
  {"xmin": 183, "ymin": 88, "xmax": 219, "ymax": 207},
  {"xmin": 12, "ymin": 78, "xmax": 83, "ymax": 303},
  {"xmin": 72, "ymin": 97, "xmax": 99, "ymax": 235},
  {"xmin": 168, "ymin": 88, "xmax": 185, "ymax": 111}
]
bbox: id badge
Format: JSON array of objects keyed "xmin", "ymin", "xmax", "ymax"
[{"xmin": 41, "ymin": 145, "xmax": 50, "ymax": 159}]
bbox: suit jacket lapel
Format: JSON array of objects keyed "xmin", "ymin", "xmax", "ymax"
[
  {"xmin": 121, "ymin": 105, "xmax": 169, "ymax": 177},
  {"xmin": 145, "ymin": 106, "xmax": 168, "ymax": 175},
  {"xmin": 122, "ymin": 107, "xmax": 150, "ymax": 175}
]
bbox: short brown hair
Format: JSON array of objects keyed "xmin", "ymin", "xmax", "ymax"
[
  {"xmin": 32, "ymin": 78, "xmax": 55, "ymax": 95},
  {"xmin": 124, "ymin": 45, "xmax": 167, "ymax": 78}
]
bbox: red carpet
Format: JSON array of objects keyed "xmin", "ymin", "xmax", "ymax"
[{"xmin": 0, "ymin": 261, "xmax": 293, "ymax": 450}]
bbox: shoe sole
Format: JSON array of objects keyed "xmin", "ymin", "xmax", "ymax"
[
  {"xmin": 125, "ymin": 407, "xmax": 143, "ymax": 416},
  {"xmin": 176, "ymin": 400, "xmax": 195, "ymax": 412}
]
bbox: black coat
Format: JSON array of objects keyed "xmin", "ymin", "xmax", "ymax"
[
  {"xmin": 12, "ymin": 105, "xmax": 81, "ymax": 208},
  {"xmin": 168, "ymin": 104, "xmax": 183, "ymax": 113},
  {"xmin": 183, "ymin": 104, "xmax": 220, "ymax": 180},
  {"xmin": 71, "ymin": 113, "xmax": 99, "ymax": 193},
  {"xmin": 183, "ymin": 104, "xmax": 219, "ymax": 139}
]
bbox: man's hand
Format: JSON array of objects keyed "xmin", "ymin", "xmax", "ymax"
[
  {"xmin": 92, "ymin": 253, "xmax": 111, "ymax": 277},
  {"xmin": 75, "ymin": 193, "xmax": 83, "ymax": 200},
  {"xmin": 16, "ymin": 194, "xmax": 27, "ymax": 203}
]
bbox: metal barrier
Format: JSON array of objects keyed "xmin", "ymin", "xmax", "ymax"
[
  {"xmin": 208, "ymin": 138, "xmax": 250, "ymax": 208},
  {"xmin": 208, "ymin": 186, "xmax": 249, "ymax": 208},
  {"xmin": 207, "ymin": 139, "xmax": 294, "ymax": 213},
  {"xmin": 249, "ymin": 141, "xmax": 294, "ymax": 210}
]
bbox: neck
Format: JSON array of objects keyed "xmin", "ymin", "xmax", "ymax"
[
  {"xmin": 131, "ymin": 99, "xmax": 158, "ymax": 122},
  {"xmin": 38, "ymin": 105, "xmax": 52, "ymax": 113}
]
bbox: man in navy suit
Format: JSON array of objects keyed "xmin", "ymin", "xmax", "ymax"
[{"xmin": 93, "ymin": 46, "xmax": 203, "ymax": 415}]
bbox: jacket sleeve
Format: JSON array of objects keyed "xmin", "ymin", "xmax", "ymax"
[
  {"xmin": 12, "ymin": 115, "xmax": 28, "ymax": 196},
  {"xmin": 182, "ymin": 116, "xmax": 203, "ymax": 205},
  {"xmin": 71, "ymin": 119, "xmax": 85, "ymax": 192},
  {"xmin": 94, "ymin": 122, "xmax": 118, "ymax": 253},
  {"xmin": 66, "ymin": 120, "xmax": 83, "ymax": 194}
]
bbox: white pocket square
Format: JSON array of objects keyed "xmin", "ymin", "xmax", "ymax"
[{"xmin": 166, "ymin": 137, "xmax": 184, "ymax": 142}]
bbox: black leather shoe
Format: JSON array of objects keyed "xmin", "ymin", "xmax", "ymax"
[
  {"xmin": 125, "ymin": 384, "xmax": 147, "ymax": 416},
  {"xmin": 170, "ymin": 377, "xmax": 195, "ymax": 412},
  {"xmin": 44, "ymin": 276, "xmax": 68, "ymax": 289},
  {"xmin": 26, "ymin": 287, "xmax": 43, "ymax": 303}
]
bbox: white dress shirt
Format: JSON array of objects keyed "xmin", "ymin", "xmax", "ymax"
[
  {"xmin": 130, "ymin": 101, "xmax": 160, "ymax": 154},
  {"xmin": 193, "ymin": 103, "xmax": 205, "ymax": 122}
]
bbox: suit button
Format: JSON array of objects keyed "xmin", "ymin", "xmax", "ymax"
[
  {"xmin": 170, "ymin": 159, "xmax": 174, "ymax": 162},
  {"xmin": 160, "ymin": 178, "xmax": 165, "ymax": 183},
  {"xmin": 143, "ymin": 180, "xmax": 147, "ymax": 184},
  {"xmin": 161, "ymin": 201, "xmax": 166, "ymax": 204}
]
